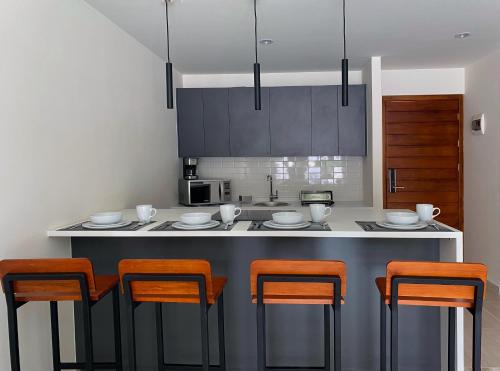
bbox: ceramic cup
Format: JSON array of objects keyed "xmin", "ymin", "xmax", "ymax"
[
  {"xmin": 220, "ymin": 204, "xmax": 242, "ymax": 224},
  {"xmin": 416, "ymin": 204, "xmax": 441, "ymax": 223},
  {"xmin": 136, "ymin": 204, "xmax": 157, "ymax": 223},
  {"xmin": 309, "ymin": 204, "xmax": 332, "ymax": 223}
]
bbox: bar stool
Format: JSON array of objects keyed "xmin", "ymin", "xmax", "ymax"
[
  {"xmin": 376, "ymin": 260, "xmax": 487, "ymax": 371},
  {"xmin": 250, "ymin": 259, "xmax": 347, "ymax": 371},
  {"xmin": 0, "ymin": 258, "xmax": 122, "ymax": 371},
  {"xmin": 118, "ymin": 259, "xmax": 227, "ymax": 371}
]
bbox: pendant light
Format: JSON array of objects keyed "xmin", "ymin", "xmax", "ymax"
[
  {"xmin": 165, "ymin": 0, "xmax": 174, "ymax": 109},
  {"xmin": 253, "ymin": 0, "xmax": 262, "ymax": 110},
  {"xmin": 341, "ymin": 0, "xmax": 349, "ymax": 106}
]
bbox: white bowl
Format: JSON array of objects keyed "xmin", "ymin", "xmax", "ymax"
[
  {"xmin": 272, "ymin": 212, "xmax": 305, "ymax": 225},
  {"xmin": 90, "ymin": 212, "xmax": 123, "ymax": 225},
  {"xmin": 384, "ymin": 211, "xmax": 419, "ymax": 225},
  {"xmin": 180, "ymin": 212, "xmax": 212, "ymax": 225}
]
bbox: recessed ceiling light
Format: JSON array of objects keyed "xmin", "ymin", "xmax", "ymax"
[
  {"xmin": 259, "ymin": 39, "xmax": 274, "ymax": 45},
  {"xmin": 454, "ymin": 32, "xmax": 471, "ymax": 39}
]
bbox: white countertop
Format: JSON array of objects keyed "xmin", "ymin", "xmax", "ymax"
[{"xmin": 47, "ymin": 206, "xmax": 462, "ymax": 239}]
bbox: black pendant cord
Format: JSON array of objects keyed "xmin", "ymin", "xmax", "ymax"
[
  {"xmin": 166, "ymin": 1, "xmax": 171, "ymax": 63},
  {"xmin": 165, "ymin": 0, "xmax": 174, "ymax": 109},
  {"xmin": 253, "ymin": 0, "xmax": 262, "ymax": 110},
  {"xmin": 341, "ymin": 0, "xmax": 349, "ymax": 107}
]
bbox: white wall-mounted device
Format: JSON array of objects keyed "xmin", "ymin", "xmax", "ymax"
[{"xmin": 471, "ymin": 113, "xmax": 486, "ymax": 135}]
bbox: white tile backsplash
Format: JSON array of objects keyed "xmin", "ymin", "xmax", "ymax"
[{"xmin": 197, "ymin": 156, "xmax": 364, "ymax": 202}]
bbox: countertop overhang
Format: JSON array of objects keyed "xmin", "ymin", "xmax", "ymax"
[{"xmin": 47, "ymin": 206, "xmax": 462, "ymax": 239}]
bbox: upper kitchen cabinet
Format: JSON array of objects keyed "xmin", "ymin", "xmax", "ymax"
[
  {"xmin": 270, "ymin": 86, "xmax": 312, "ymax": 156},
  {"xmin": 202, "ymin": 88, "xmax": 230, "ymax": 156},
  {"xmin": 177, "ymin": 88, "xmax": 204, "ymax": 157},
  {"xmin": 311, "ymin": 86, "xmax": 339, "ymax": 155},
  {"xmin": 338, "ymin": 84, "xmax": 367, "ymax": 156},
  {"xmin": 228, "ymin": 87, "xmax": 271, "ymax": 156}
]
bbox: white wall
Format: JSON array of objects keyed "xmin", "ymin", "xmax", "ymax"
[
  {"xmin": 362, "ymin": 57, "xmax": 383, "ymax": 208},
  {"xmin": 382, "ymin": 68, "xmax": 465, "ymax": 96},
  {"xmin": 463, "ymin": 50, "xmax": 500, "ymax": 286},
  {"xmin": 0, "ymin": 0, "xmax": 180, "ymax": 369},
  {"xmin": 182, "ymin": 70, "xmax": 363, "ymax": 87}
]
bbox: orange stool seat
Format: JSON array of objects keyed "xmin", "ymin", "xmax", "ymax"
[
  {"xmin": 118, "ymin": 259, "xmax": 227, "ymax": 371},
  {"xmin": 0, "ymin": 258, "xmax": 122, "ymax": 371}
]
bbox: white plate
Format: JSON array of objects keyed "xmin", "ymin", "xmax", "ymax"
[
  {"xmin": 172, "ymin": 220, "xmax": 220, "ymax": 230},
  {"xmin": 263, "ymin": 220, "xmax": 312, "ymax": 230},
  {"xmin": 82, "ymin": 220, "xmax": 132, "ymax": 230},
  {"xmin": 376, "ymin": 221, "xmax": 428, "ymax": 230}
]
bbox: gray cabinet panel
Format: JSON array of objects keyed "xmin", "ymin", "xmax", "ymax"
[
  {"xmin": 203, "ymin": 89, "xmax": 230, "ymax": 156},
  {"xmin": 311, "ymin": 86, "xmax": 339, "ymax": 155},
  {"xmin": 270, "ymin": 86, "xmax": 312, "ymax": 156},
  {"xmin": 338, "ymin": 85, "xmax": 366, "ymax": 156},
  {"xmin": 176, "ymin": 88, "xmax": 204, "ymax": 157},
  {"xmin": 229, "ymin": 87, "xmax": 270, "ymax": 156}
]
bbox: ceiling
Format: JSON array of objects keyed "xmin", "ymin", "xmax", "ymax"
[{"xmin": 85, "ymin": 0, "xmax": 500, "ymax": 74}]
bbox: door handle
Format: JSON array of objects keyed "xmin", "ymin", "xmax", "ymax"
[{"xmin": 388, "ymin": 169, "xmax": 406, "ymax": 193}]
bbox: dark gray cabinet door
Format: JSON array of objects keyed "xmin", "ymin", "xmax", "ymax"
[
  {"xmin": 177, "ymin": 88, "xmax": 204, "ymax": 157},
  {"xmin": 311, "ymin": 86, "xmax": 339, "ymax": 155},
  {"xmin": 202, "ymin": 88, "xmax": 230, "ymax": 156},
  {"xmin": 229, "ymin": 87, "xmax": 270, "ymax": 156},
  {"xmin": 338, "ymin": 84, "xmax": 367, "ymax": 156},
  {"xmin": 269, "ymin": 86, "xmax": 312, "ymax": 156}
]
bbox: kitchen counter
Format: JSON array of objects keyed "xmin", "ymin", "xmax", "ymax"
[
  {"xmin": 48, "ymin": 206, "xmax": 461, "ymax": 239},
  {"xmin": 54, "ymin": 206, "xmax": 464, "ymax": 371}
]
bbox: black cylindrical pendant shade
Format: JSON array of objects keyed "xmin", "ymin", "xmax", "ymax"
[
  {"xmin": 166, "ymin": 62, "xmax": 174, "ymax": 109},
  {"xmin": 342, "ymin": 58, "xmax": 349, "ymax": 107},
  {"xmin": 254, "ymin": 63, "xmax": 261, "ymax": 110}
]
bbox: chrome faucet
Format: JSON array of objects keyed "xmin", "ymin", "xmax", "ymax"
[{"xmin": 267, "ymin": 175, "xmax": 279, "ymax": 201}]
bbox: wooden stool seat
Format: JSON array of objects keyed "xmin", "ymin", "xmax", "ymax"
[
  {"xmin": 376, "ymin": 260, "xmax": 488, "ymax": 371},
  {"xmin": 129, "ymin": 275, "xmax": 227, "ymax": 304},
  {"xmin": 119, "ymin": 259, "xmax": 227, "ymax": 371},
  {"xmin": 13, "ymin": 274, "xmax": 119, "ymax": 302},
  {"xmin": 0, "ymin": 258, "xmax": 122, "ymax": 371},
  {"xmin": 250, "ymin": 259, "xmax": 346, "ymax": 371},
  {"xmin": 251, "ymin": 293, "xmax": 345, "ymax": 305},
  {"xmin": 375, "ymin": 277, "xmax": 475, "ymax": 308}
]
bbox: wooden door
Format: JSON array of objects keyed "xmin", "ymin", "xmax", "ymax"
[{"xmin": 383, "ymin": 95, "xmax": 463, "ymax": 229}]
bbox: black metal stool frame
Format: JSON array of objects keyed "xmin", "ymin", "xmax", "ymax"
[
  {"xmin": 256, "ymin": 274, "xmax": 342, "ymax": 371},
  {"xmin": 2, "ymin": 272, "xmax": 122, "ymax": 371},
  {"xmin": 122, "ymin": 273, "xmax": 226, "ymax": 371},
  {"xmin": 380, "ymin": 276, "xmax": 484, "ymax": 371}
]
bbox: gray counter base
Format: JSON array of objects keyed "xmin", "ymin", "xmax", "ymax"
[{"xmin": 72, "ymin": 237, "xmax": 441, "ymax": 371}]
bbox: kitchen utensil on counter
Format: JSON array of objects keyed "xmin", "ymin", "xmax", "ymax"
[
  {"xmin": 272, "ymin": 212, "xmax": 304, "ymax": 225},
  {"xmin": 178, "ymin": 179, "xmax": 231, "ymax": 206},
  {"xmin": 309, "ymin": 204, "xmax": 332, "ymax": 223},
  {"xmin": 300, "ymin": 190, "xmax": 334, "ymax": 205},
  {"xmin": 220, "ymin": 204, "xmax": 242, "ymax": 224},
  {"xmin": 263, "ymin": 220, "xmax": 312, "ymax": 230},
  {"xmin": 82, "ymin": 220, "xmax": 132, "ymax": 230},
  {"xmin": 180, "ymin": 212, "xmax": 212, "ymax": 225},
  {"xmin": 238, "ymin": 195, "xmax": 253, "ymax": 204},
  {"xmin": 183, "ymin": 157, "xmax": 199, "ymax": 180},
  {"xmin": 416, "ymin": 204, "xmax": 441, "ymax": 223},
  {"xmin": 376, "ymin": 221, "xmax": 428, "ymax": 230},
  {"xmin": 384, "ymin": 211, "xmax": 419, "ymax": 225},
  {"xmin": 90, "ymin": 212, "xmax": 123, "ymax": 225},
  {"xmin": 136, "ymin": 205, "xmax": 157, "ymax": 224},
  {"xmin": 172, "ymin": 220, "xmax": 220, "ymax": 230}
]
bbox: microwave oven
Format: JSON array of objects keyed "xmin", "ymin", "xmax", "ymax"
[{"xmin": 178, "ymin": 179, "xmax": 231, "ymax": 206}]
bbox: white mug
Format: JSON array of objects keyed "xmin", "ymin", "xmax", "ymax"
[
  {"xmin": 416, "ymin": 204, "xmax": 440, "ymax": 222},
  {"xmin": 309, "ymin": 204, "xmax": 332, "ymax": 223},
  {"xmin": 136, "ymin": 204, "xmax": 157, "ymax": 223},
  {"xmin": 220, "ymin": 204, "xmax": 242, "ymax": 224}
]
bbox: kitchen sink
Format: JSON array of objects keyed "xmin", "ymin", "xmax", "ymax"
[{"xmin": 253, "ymin": 201, "xmax": 290, "ymax": 207}]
